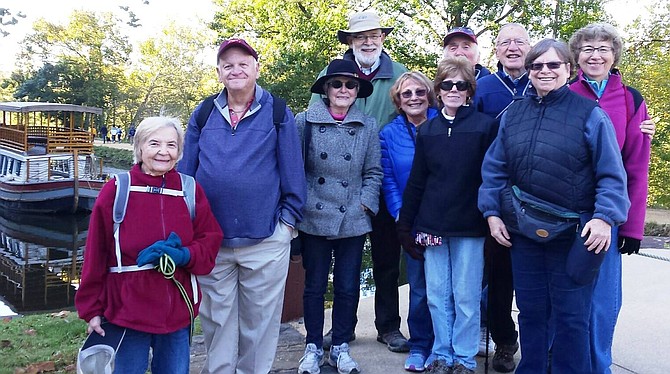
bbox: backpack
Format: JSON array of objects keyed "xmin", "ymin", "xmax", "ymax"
[{"xmin": 195, "ymin": 93, "xmax": 287, "ymax": 133}]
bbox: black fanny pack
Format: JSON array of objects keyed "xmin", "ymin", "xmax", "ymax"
[{"xmin": 505, "ymin": 185, "xmax": 580, "ymax": 243}]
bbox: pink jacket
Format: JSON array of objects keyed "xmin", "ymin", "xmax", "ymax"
[{"xmin": 570, "ymin": 70, "xmax": 651, "ymax": 240}]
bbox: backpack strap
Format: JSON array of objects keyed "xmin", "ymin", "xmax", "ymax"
[
  {"xmin": 624, "ymin": 85, "xmax": 644, "ymax": 125},
  {"xmin": 109, "ymin": 172, "xmax": 197, "ymax": 273},
  {"xmin": 196, "ymin": 94, "xmax": 218, "ymax": 131}
]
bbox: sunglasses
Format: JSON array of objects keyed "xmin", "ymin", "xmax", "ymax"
[
  {"xmin": 439, "ymin": 80, "xmax": 470, "ymax": 91},
  {"xmin": 328, "ymin": 80, "xmax": 359, "ymax": 90},
  {"xmin": 400, "ymin": 89, "xmax": 428, "ymax": 99},
  {"xmin": 528, "ymin": 61, "xmax": 566, "ymax": 71}
]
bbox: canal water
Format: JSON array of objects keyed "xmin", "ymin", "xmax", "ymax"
[{"xmin": 0, "ymin": 210, "xmax": 404, "ymax": 317}]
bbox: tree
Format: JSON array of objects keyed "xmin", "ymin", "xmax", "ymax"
[
  {"xmin": 209, "ymin": 0, "xmax": 611, "ymax": 111},
  {"xmin": 620, "ymin": 1, "xmax": 670, "ymax": 208}
]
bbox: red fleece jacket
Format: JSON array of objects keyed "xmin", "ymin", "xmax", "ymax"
[{"xmin": 75, "ymin": 165, "xmax": 223, "ymax": 334}]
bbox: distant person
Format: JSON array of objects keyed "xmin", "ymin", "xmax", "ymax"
[
  {"xmin": 296, "ymin": 58, "xmax": 382, "ymax": 374},
  {"xmin": 478, "ymin": 39, "xmax": 629, "ymax": 373},
  {"xmin": 379, "ymin": 71, "xmax": 438, "ymax": 372},
  {"xmin": 100, "ymin": 125, "xmax": 108, "ymax": 144},
  {"xmin": 398, "ymin": 57, "xmax": 498, "ymax": 374},
  {"xmin": 568, "ymin": 23, "xmax": 653, "ymax": 374},
  {"xmin": 109, "ymin": 126, "xmax": 119, "ymax": 143},
  {"xmin": 311, "ymin": 10, "xmax": 409, "ymax": 353},
  {"xmin": 75, "ymin": 116, "xmax": 223, "ymax": 373},
  {"xmin": 441, "ymin": 26, "xmax": 491, "ymax": 79},
  {"xmin": 179, "ymin": 38, "xmax": 306, "ymax": 373},
  {"xmin": 128, "ymin": 125, "xmax": 136, "ymax": 145}
]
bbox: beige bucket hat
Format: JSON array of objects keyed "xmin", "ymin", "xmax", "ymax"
[{"xmin": 337, "ymin": 11, "xmax": 394, "ymax": 44}]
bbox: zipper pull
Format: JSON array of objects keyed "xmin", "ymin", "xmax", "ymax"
[{"xmin": 448, "ymin": 127, "xmax": 452, "ymax": 137}]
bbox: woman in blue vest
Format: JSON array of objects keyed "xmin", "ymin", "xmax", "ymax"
[
  {"xmin": 379, "ymin": 71, "xmax": 438, "ymax": 372},
  {"xmin": 478, "ymin": 39, "xmax": 629, "ymax": 373}
]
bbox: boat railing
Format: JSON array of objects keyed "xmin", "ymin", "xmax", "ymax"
[{"xmin": 0, "ymin": 124, "xmax": 94, "ymax": 155}]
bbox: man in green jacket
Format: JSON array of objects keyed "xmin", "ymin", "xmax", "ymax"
[{"xmin": 310, "ymin": 10, "xmax": 410, "ymax": 354}]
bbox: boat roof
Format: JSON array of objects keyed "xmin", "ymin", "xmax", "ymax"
[{"xmin": 0, "ymin": 102, "xmax": 102, "ymax": 115}]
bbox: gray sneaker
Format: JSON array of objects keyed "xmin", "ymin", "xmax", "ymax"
[
  {"xmin": 328, "ymin": 343, "xmax": 360, "ymax": 374},
  {"xmin": 298, "ymin": 343, "xmax": 324, "ymax": 374}
]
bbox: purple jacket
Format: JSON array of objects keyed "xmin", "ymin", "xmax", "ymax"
[{"xmin": 570, "ymin": 70, "xmax": 651, "ymax": 240}]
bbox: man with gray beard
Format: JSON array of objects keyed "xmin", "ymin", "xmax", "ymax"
[{"xmin": 310, "ymin": 10, "xmax": 409, "ymax": 354}]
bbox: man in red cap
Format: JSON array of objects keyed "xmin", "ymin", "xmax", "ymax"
[
  {"xmin": 180, "ymin": 38, "xmax": 307, "ymax": 374},
  {"xmin": 442, "ymin": 27, "xmax": 491, "ymax": 80}
]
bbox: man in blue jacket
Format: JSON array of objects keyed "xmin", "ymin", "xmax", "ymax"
[
  {"xmin": 179, "ymin": 38, "xmax": 306, "ymax": 374},
  {"xmin": 472, "ymin": 23, "xmax": 532, "ymax": 373}
]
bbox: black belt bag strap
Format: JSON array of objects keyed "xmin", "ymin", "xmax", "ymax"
[{"xmin": 510, "ymin": 185, "xmax": 580, "ymax": 243}]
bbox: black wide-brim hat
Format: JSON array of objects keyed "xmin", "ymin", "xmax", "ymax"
[{"xmin": 310, "ymin": 59, "xmax": 374, "ymax": 98}]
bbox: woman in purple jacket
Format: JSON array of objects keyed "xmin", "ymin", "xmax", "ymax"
[
  {"xmin": 379, "ymin": 71, "xmax": 438, "ymax": 372},
  {"xmin": 568, "ymin": 23, "xmax": 653, "ymax": 374}
]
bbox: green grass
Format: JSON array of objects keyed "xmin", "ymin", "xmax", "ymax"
[
  {"xmin": 0, "ymin": 312, "xmax": 203, "ymax": 374},
  {"xmin": 93, "ymin": 146, "xmax": 134, "ymax": 170}
]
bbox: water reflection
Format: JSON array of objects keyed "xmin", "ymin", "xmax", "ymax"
[{"xmin": 0, "ymin": 211, "xmax": 88, "ymax": 316}]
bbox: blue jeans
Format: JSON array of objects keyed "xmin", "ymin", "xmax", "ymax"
[
  {"xmin": 511, "ymin": 233, "xmax": 594, "ymax": 374},
  {"xmin": 114, "ymin": 325, "xmax": 190, "ymax": 374},
  {"xmin": 301, "ymin": 233, "xmax": 365, "ymax": 348},
  {"xmin": 590, "ymin": 226, "xmax": 621, "ymax": 374},
  {"xmin": 405, "ymin": 251, "xmax": 433, "ymax": 356},
  {"xmin": 424, "ymin": 237, "xmax": 484, "ymax": 370}
]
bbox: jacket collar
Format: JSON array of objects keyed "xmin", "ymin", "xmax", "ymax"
[{"xmin": 305, "ymin": 98, "xmax": 369, "ymax": 126}]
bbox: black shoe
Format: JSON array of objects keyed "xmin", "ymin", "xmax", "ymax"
[
  {"xmin": 492, "ymin": 342, "xmax": 519, "ymax": 373},
  {"xmin": 322, "ymin": 328, "xmax": 356, "ymax": 351},
  {"xmin": 376, "ymin": 330, "xmax": 410, "ymax": 353}
]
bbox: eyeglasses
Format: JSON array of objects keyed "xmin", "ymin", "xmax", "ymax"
[
  {"xmin": 353, "ymin": 34, "xmax": 382, "ymax": 42},
  {"xmin": 579, "ymin": 46, "xmax": 614, "ymax": 55},
  {"xmin": 328, "ymin": 80, "xmax": 359, "ymax": 90},
  {"xmin": 400, "ymin": 89, "xmax": 428, "ymax": 99},
  {"xmin": 497, "ymin": 39, "xmax": 528, "ymax": 48},
  {"xmin": 439, "ymin": 80, "xmax": 470, "ymax": 91},
  {"xmin": 528, "ymin": 61, "xmax": 567, "ymax": 71}
]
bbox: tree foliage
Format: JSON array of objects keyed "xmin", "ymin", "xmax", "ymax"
[{"xmin": 620, "ymin": 1, "xmax": 670, "ymax": 208}]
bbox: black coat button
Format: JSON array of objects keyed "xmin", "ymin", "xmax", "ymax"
[
  {"xmin": 344, "ymin": 153, "xmax": 351, "ymax": 161},
  {"xmin": 339, "ymin": 206, "xmax": 347, "ymax": 213},
  {"xmin": 320, "ymin": 152, "xmax": 328, "ymax": 160},
  {"xmin": 318, "ymin": 177, "xmax": 325, "ymax": 184},
  {"xmin": 341, "ymin": 180, "xmax": 348, "ymax": 187},
  {"xmin": 319, "ymin": 126, "xmax": 326, "ymax": 133},
  {"xmin": 348, "ymin": 129, "xmax": 356, "ymax": 135},
  {"xmin": 316, "ymin": 202, "xmax": 324, "ymax": 210}
]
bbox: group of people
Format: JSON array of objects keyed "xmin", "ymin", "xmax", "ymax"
[
  {"xmin": 99, "ymin": 124, "xmax": 135, "ymax": 144},
  {"xmin": 74, "ymin": 9, "xmax": 653, "ymax": 374}
]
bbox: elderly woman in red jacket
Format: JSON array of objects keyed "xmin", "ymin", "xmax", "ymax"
[{"xmin": 75, "ymin": 116, "xmax": 222, "ymax": 374}]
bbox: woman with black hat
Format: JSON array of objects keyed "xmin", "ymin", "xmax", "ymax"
[{"xmin": 296, "ymin": 59, "xmax": 382, "ymax": 374}]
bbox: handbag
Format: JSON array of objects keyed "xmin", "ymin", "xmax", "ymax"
[{"xmin": 509, "ymin": 185, "xmax": 580, "ymax": 243}]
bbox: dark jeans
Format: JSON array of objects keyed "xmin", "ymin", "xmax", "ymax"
[
  {"xmin": 483, "ymin": 235, "xmax": 518, "ymax": 346},
  {"xmin": 301, "ymin": 233, "xmax": 365, "ymax": 347},
  {"xmin": 369, "ymin": 196, "xmax": 402, "ymax": 335},
  {"xmin": 511, "ymin": 233, "xmax": 594, "ymax": 374}
]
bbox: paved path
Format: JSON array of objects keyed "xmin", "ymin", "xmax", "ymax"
[{"xmin": 188, "ymin": 245, "xmax": 670, "ymax": 374}]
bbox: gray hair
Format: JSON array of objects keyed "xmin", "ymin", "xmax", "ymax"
[
  {"xmin": 568, "ymin": 23, "xmax": 623, "ymax": 67},
  {"xmin": 495, "ymin": 23, "xmax": 530, "ymax": 45},
  {"xmin": 132, "ymin": 116, "xmax": 184, "ymax": 164},
  {"xmin": 525, "ymin": 38, "xmax": 573, "ymax": 72}
]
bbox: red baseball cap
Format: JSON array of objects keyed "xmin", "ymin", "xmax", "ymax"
[
  {"xmin": 442, "ymin": 27, "xmax": 478, "ymax": 47},
  {"xmin": 217, "ymin": 38, "xmax": 258, "ymax": 61}
]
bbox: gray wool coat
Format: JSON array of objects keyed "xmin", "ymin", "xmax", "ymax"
[{"xmin": 295, "ymin": 99, "xmax": 382, "ymax": 239}]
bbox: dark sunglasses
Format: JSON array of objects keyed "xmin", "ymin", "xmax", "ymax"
[
  {"xmin": 439, "ymin": 80, "xmax": 470, "ymax": 91},
  {"xmin": 328, "ymin": 80, "xmax": 359, "ymax": 90},
  {"xmin": 400, "ymin": 89, "xmax": 428, "ymax": 99},
  {"xmin": 528, "ymin": 61, "xmax": 566, "ymax": 71}
]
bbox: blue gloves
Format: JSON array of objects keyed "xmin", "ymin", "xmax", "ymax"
[{"xmin": 136, "ymin": 232, "xmax": 191, "ymax": 267}]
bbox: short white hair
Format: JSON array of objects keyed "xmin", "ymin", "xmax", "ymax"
[{"xmin": 132, "ymin": 116, "xmax": 184, "ymax": 164}]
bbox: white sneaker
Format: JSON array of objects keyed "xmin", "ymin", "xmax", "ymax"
[
  {"xmin": 328, "ymin": 343, "xmax": 360, "ymax": 374},
  {"xmin": 298, "ymin": 343, "xmax": 324, "ymax": 374},
  {"xmin": 478, "ymin": 326, "xmax": 494, "ymax": 357}
]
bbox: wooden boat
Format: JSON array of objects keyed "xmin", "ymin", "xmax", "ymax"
[{"xmin": 0, "ymin": 102, "xmax": 106, "ymax": 213}]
